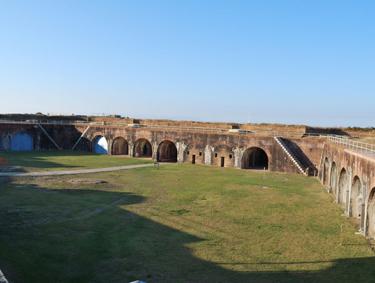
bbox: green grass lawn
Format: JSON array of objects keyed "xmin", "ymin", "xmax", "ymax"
[
  {"xmin": 0, "ymin": 164, "xmax": 374, "ymax": 283},
  {"xmin": 0, "ymin": 151, "xmax": 152, "ymax": 172}
]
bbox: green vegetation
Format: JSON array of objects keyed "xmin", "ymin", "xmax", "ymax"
[
  {"xmin": 0, "ymin": 163, "xmax": 375, "ymax": 282},
  {"xmin": 0, "ymin": 151, "xmax": 151, "ymax": 172}
]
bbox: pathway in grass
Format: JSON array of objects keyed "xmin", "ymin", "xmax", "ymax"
[
  {"xmin": 0, "ymin": 151, "xmax": 152, "ymax": 172},
  {"xmin": 0, "ymin": 164, "xmax": 374, "ymax": 283},
  {"xmin": 0, "ymin": 163, "xmax": 157, "ymax": 177}
]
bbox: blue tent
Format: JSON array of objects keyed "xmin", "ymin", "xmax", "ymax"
[
  {"xmin": 93, "ymin": 136, "xmax": 108, "ymax": 154},
  {"xmin": 10, "ymin": 132, "xmax": 33, "ymax": 151}
]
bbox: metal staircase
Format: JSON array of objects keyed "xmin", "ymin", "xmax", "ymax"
[{"xmin": 274, "ymin": 136, "xmax": 307, "ymax": 176}]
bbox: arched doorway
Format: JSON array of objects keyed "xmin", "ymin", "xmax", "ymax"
[
  {"xmin": 112, "ymin": 137, "xmax": 128, "ymax": 155},
  {"xmin": 338, "ymin": 168, "xmax": 349, "ymax": 208},
  {"xmin": 10, "ymin": 132, "xmax": 33, "ymax": 151},
  {"xmin": 323, "ymin": 157, "xmax": 330, "ymax": 185},
  {"xmin": 134, "ymin": 138, "xmax": 152, "ymax": 157},
  {"xmin": 92, "ymin": 136, "xmax": 108, "ymax": 154},
  {"xmin": 157, "ymin": 140, "xmax": 177, "ymax": 162},
  {"xmin": 330, "ymin": 162, "xmax": 337, "ymax": 194},
  {"xmin": 241, "ymin": 147, "xmax": 269, "ymax": 170},
  {"xmin": 367, "ymin": 188, "xmax": 375, "ymax": 238},
  {"xmin": 350, "ymin": 176, "xmax": 363, "ymax": 220}
]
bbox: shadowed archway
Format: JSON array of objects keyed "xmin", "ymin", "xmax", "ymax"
[
  {"xmin": 157, "ymin": 140, "xmax": 177, "ymax": 162},
  {"xmin": 323, "ymin": 157, "xmax": 330, "ymax": 185},
  {"xmin": 112, "ymin": 137, "xmax": 128, "ymax": 155},
  {"xmin": 134, "ymin": 138, "xmax": 152, "ymax": 158},
  {"xmin": 338, "ymin": 168, "xmax": 348, "ymax": 208},
  {"xmin": 241, "ymin": 147, "xmax": 269, "ymax": 170},
  {"xmin": 330, "ymin": 162, "xmax": 337, "ymax": 194},
  {"xmin": 351, "ymin": 176, "xmax": 363, "ymax": 220}
]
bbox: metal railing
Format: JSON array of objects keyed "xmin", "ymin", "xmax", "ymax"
[
  {"xmin": 327, "ymin": 135, "xmax": 375, "ymax": 154},
  {"xmin": 303, "ymin": 133, "xmax": 375, "ymax": 154}
]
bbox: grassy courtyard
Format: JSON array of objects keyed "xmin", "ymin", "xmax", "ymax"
[
  {"xmin": 0, "ymin": 160, "xmax": 375, "ymax": 282},
  {"xmin": 0, "ymin": 151, "xmax": 151, "ymax": 172}
]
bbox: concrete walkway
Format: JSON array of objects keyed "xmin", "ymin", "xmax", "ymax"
[{"xmin": 0, "ymin": 163, "xmax": 156, "ymax": 177}]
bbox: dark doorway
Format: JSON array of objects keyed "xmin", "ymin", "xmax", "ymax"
[
  {"xmin": 134, "ymin": 139, "xmax": 152, "ymax": 157},
  {"xmin": 112, "ymin": 137, "xmax": 128, "ymax": 155},
  {"xmin": 157, "ymin": 140, "xmax": 177, "ymax": 162},
  {"xmin": 192, "ymin": 155, "xmax": 196, "ymax": 164},
  {"xmin": 241, "ymin": 147, "xmax": 269, "ymax": 170},
  {"xmin": 323, "ymin": 157, "xmax": 330, "ymax": 185},
  {"xmin": 220, "ymin": 157, "xmax": 225, "ymax": 167}
]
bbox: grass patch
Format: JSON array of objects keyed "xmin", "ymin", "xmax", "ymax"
[
  {"xmin": 0, "ymin": 151, "xmax": 151, "ymax": 172},
  {"xmin": 0, "ymin": 164, "xmax": 374, "ymax": 282}
]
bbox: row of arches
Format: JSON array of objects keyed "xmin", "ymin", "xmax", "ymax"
[
  {"xmin": 91, "ymin": 135, "xmax": 270, "ymax": 169},
  {"xmin": 92, "ymin": 136, "xmax": 176, "ymax": 161},
  {"xmin": 321, "ymin": 157, "xmax": 375, "ymax": 237}
]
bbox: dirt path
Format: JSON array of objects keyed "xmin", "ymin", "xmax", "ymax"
[{"xmin": 0, "ymin": 163, "xmax": 157, "ymax": 177}]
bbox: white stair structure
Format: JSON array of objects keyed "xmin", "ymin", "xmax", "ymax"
[{"xmin": 274, "ymin": 136, "xmax": 307, "ymax": 176}]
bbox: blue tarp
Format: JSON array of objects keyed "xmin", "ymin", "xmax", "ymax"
[
  {"xmin": 10, "ymin": 132, "xmax": 33, "ymax": 151},
  {"xmin": 93, "ymin": 136, "xmax": 108, "ymax": 154}
]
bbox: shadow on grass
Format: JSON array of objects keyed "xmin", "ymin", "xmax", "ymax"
[
  {"xmin": 0, "ymin": 177, "xmax": 375, "ymax": 283},
  {"xmin": 0, "ymin": 151, "xmax": 99, "ymax": 170}
]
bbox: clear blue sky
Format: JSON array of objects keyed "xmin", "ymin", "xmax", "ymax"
[{"xmin": 0, "ymin": 0, "xmax": 374, "ymax": 127}]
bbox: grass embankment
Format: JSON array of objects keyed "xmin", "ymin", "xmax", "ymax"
[{"xmin": 0, "ymin": 164, "xmax": 374, "ymax": 282}]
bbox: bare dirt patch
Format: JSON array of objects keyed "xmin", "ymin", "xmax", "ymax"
[{"xmin": 66, "ymin": 178, "xmax": 108, "ymax": 185}]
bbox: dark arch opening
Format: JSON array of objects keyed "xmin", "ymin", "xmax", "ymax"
[
  {"xmin": 241, "ymin": 147, "xmax": 269, "ymax": 170},
  {"xmin": 112, "ymin": 137, "xmax": 129, "ymax": 155},
  {"xmin": 323, "ymin": 157, "xmax": 330, "ymax": 185},
  {"xmin": 134, "ymin": 138, "xmax": 152, "ymax": 158},
  {"xmin": 338, "ymin": 168, "xmax": 348, "ymax": 206},
  {"xmin": 330, "ymin": 162, "xmax": 337, "ymax": 194},
  {"xmin": 351, "ymin": 176, "xmax": 363, "ymax": 220},
  {"xmin": 157, "ymin": 140, "xmax": 177, "ymax": 162}
]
